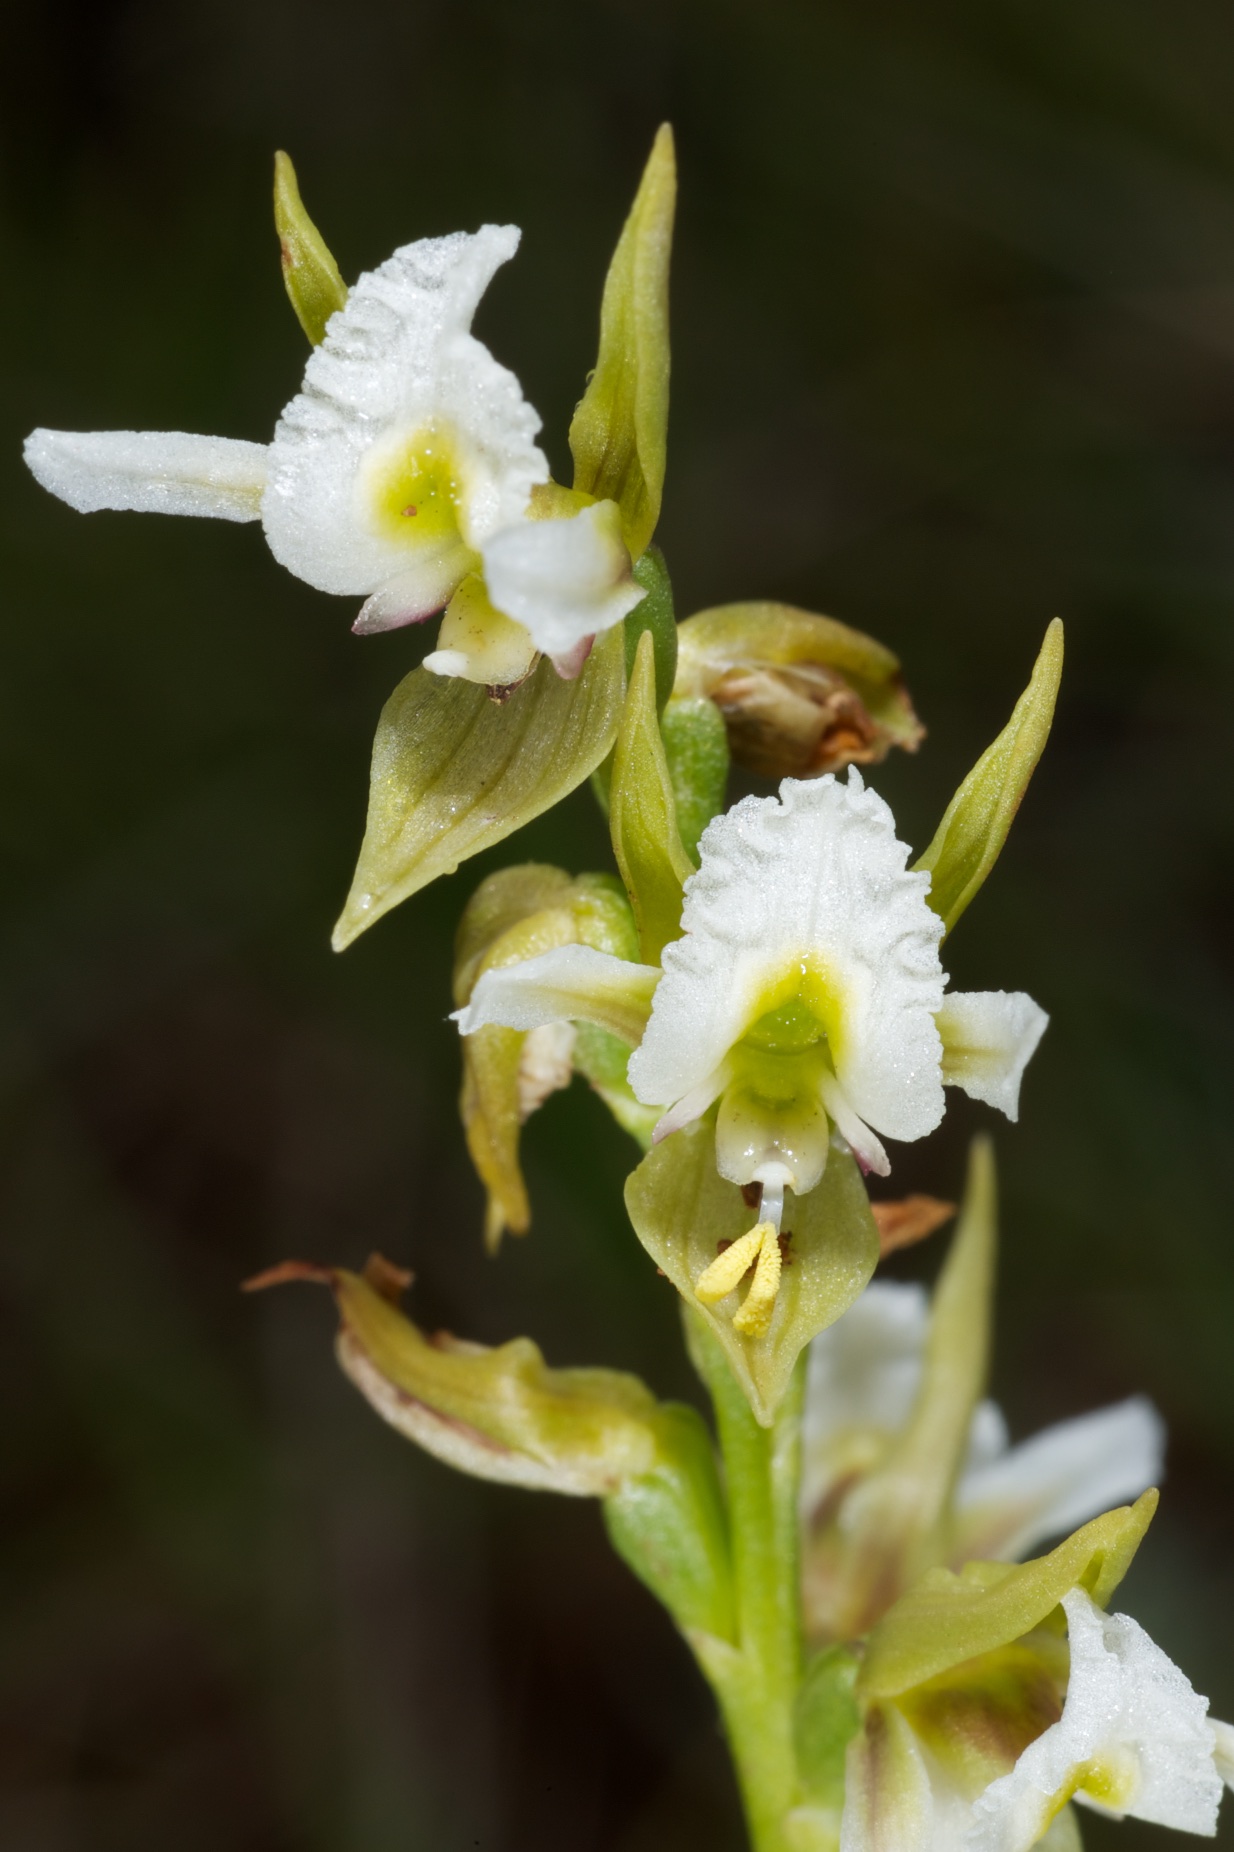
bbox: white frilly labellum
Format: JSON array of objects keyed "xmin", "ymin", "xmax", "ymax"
[
  {"xmin": 628, "ymin": 772, "xmax": 948, "ymax": 1139},
  {"xmin": 966, "ymin": 1589, "xmax": 1222, "ymax": 1850},
  {"xmin": 263, "ymin": 227, "xmax": 546, "ymax": 601}
]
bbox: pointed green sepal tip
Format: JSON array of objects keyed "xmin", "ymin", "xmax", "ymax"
[
  {"xmin": 915, "ymin": 619, "xmax": 1064, "ymax": 935},
  {"xmin": 570, "ymin": 125, "xmax": 675, "ymax": 561},
  {"xmin": 333, "ymin": 628, "xmax": 627, "ymax": 950},
  {"xmin": 246, "ymin": 1255, "xmax": 665, "ymax": 1496},
  {"xmin": 858, "ymin": 1487, "xmax": 1158, "ymax": 1703},
  {"xmin": 610, "ymin": 628, "xmax": 695, "ymax": 963},
  {"xmin": 603, "ymin": 1401, "xmax": 736, "ymax": 1642},
  {"xmin": 625, "ymin": 1120, "xmax": 879, "ymax": 1426},
  {"xmin": 274, "ymin": 150, "xmax": 347, "ymax": 345}
]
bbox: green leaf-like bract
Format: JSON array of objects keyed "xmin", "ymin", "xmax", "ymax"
[
  {"xmin": 625, "ymin": 1120, "xmax": 879, "ymax": 1426},
  {"xmin": 859, "ymin": 1490, "xmax": 1158, "ymax": 1703},
  {"xmin": 915, "ymin": 620, "xmax": 1063, "ymax": 935},
  {"xmin": 334, "ymin": 628, "xmax": 627, "ymax": 948},
  {"xmin": 281, "ymin": 1263, "xmax": 664, "ymax": 1497},
  {"xmin": 569, "ymin": 126, "xmax": 675, "ymax": 561},
  {"xmin": 610, "ymin": 629, "xmax": 695, "ymax": 962},
  {"xmin": 660, "ymin": 696, "xmax": 730, "ymax": 860},
  {"xmin": 273, "ymin": 151, "xmax": 347, "ymax": 346}
]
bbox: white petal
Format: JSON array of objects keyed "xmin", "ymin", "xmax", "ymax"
[
  {"xmin": 965, "ymin": 1400, "xmax": 1012, "ymax": 1475},
  {"xmin": 481, "ymin": 501, "xmax": 644, "ymax": 661},
  {"xmin": 937, "ymin": 990, "xmax": 1048, "ymax": 1122},
  {"xmin": 966, "ymin": 1589, "xmax": 1221, "ymax": 1851},
  {"xmin": 263, "ymin": 226, "xmax": 547, "ymax": 598},
  {"xmin": 956, "ymin": 1397, "xmax": 1165, "ymax": 1564},
  {"xmin": 652, "ymin": 1063, "xmax": 732, "ymax": 1143},
  {"xmin": 24, "ymin": 428, "xmax": 268, "ymax": 521},
  {"xmin": 817, "ymin": 1068, "xmax": 890, "ymax": 1177},
  {"xmin": 452, "ymin": 944, "xmax": 659, "ymax": 1050},
  {"xmin": 714, "ymin": 1061, "xmax": 833, "ymax": 1194},
  {"xmin": 628, "ymin": 771, "xmax": 947, "ymax": 1149},
  {"xmin": 840, "ymin": 1704, "xmax": 937, "ymax": 1852},
  {"xmin": 353, "ymin": 563, "xmax": 469, "ymax": 634},
  {"xmin": 1211, "ymin": 1718, "xmax": 1234, "ymax": 1789}
]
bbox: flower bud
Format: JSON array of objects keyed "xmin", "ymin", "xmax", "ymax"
[{"xmin": 673, "ymin": 602, "xmax": 924, "ymax": 781}]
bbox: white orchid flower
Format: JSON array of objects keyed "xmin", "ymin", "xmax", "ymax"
[
  {"xmin": 802, "ymin": 1281, "xmax": 1165, "ymax": 1571},
  {"xmin": 843, "ymin": 1586, "xmax": 1226, "ymax": 1852},
  {"xmin": 454, "ymin": 769, "xmax": 1047, "ymax": 1333},
  {"xmin": 24, "ymin": 227, "xmax": 644, "ymax": 684},
  {"xmin": 969, "ymin": 1588, "xmax": 1222, "ymax": 1849}
]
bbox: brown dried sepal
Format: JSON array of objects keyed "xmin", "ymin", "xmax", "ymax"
[
  {"xmin": 711, "ymin": 662, "xmax": 890, "ymax": 779},
  {"xmin": 870, "ymin": 1195, "xmax": 956, "ymax": 1257}
]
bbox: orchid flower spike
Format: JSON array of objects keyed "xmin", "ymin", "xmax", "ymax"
[
  {"xmin": 454, "ymin": 769, "xmax": 1048, "ymax": 1334},
  {"xmin": 23, "ymin": 228, "xmax": 644, "ymax": 685}
]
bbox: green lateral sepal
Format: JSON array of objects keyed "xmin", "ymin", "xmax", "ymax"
[
  {"xmin": 273, "ymin": 151, "xmax": 348, "ymax": 345},
  {"xmin": 915, "ymin": 620, "xmax": 1063, "ymax": 935}
]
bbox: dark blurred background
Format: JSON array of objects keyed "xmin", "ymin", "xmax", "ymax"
[{"xmin": 3, "ymin": 1, "xmax": 1234, "ymax": 1847}]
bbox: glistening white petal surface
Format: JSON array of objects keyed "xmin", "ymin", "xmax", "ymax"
[
  {"xmin": 955, "ymin": 1397, "xmax": 1165, "ymax": 1564},
  {"xmin": 966, "ymin": 1590, "xmax": 1221, "ymax": 1851},
  {"xmin": 481, "ymin": 501, "xmax": 644, "ymax": 658},
  {"xmin": 24, "ymin": 429, "xmax": 268, "ymax": 521},
  {"xmin": 628, "ymin": 772, "xmax": 946, "ymax": 1144},
  {"xmin": 452, "ymin": 944, "xmax": 659, "ymax": 1048},
  {"xmin": 263, "ymin": 226, "xmax": 547, "ymax": 596},
  {"xmin": 938, "ymin": 991, "xmax": 1048, "ymax": 1121},
  {"xmin": 1211, "ymin": 1718, "xmax": 1234, "ymax": 1789}
]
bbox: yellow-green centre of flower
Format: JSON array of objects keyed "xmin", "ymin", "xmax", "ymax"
[
  {"xmin": 740, "ymin": 962, "xmax": 846, "ymax": 1063},
  {"xmin": 366, "ymin": 422, "xmax": 468, "ymax": 548}
]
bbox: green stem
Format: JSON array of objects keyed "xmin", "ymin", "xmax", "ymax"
[{"xmin": 691, "ymin": 1316, "xmax": 805, "ymax": 1852}]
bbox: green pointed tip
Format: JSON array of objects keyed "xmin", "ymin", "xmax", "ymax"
[
  {"xmin": 610, "ymin": 627, "xmax": 695, "ymax": 962},
  {"xmin": 274, "ymin": 150, "xmax": 347, "ymax": 345},
  {"xmin": 915, "ymin": 619, "xmax": 1064, "ymax": 935},
  {"xmin": 569, "ymin": 125, "xmax": 676, "ymax": 560}
]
